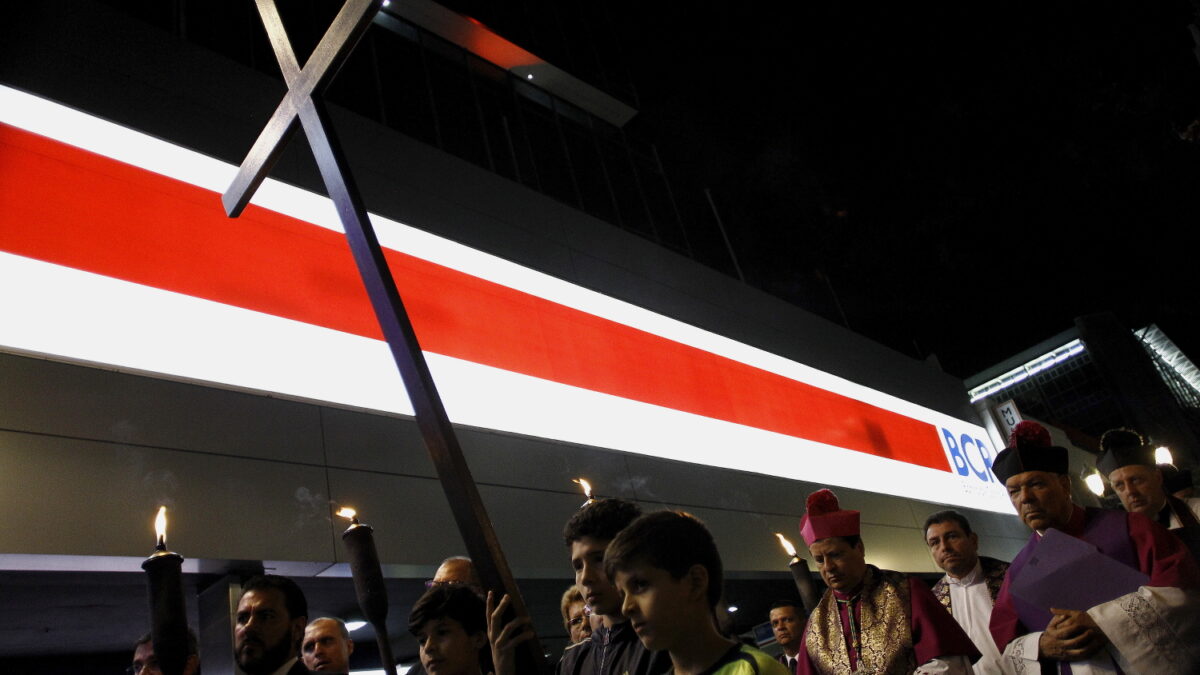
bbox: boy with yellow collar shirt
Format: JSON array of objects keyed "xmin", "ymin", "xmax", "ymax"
[{"xmin": 605, "ymin": 510, "xmax": 789, "ymax": 675}]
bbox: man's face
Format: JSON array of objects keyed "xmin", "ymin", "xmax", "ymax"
[
  {"xmin": 235, "ymin": 588, "xmax": 305, "ymax": 675},
  {"xmin": 566, "ymin": 601, "xmax": 591, "ymax": 644},
  {"xmin": 1108, "ymin": 465, "xmax": 1166, "ymax": 517},
  {"xmin": 131, "ymin": 641, "xmax": 160, "ymax": 675},
  {"xmin": 415, "ymin": 617, "xmax": 486, "ymax": 675},
  {"xmin": 613, "ymin": 560, "xmax": 697, "ymax": 653},
  {"xmin": 301, "ymin": 619, "xmax": 354, "ymax": 672},
  {"xmin": 570, "ymin": 536, "xmax": 621, "ymax": 617},
  {"xmin": 925, "ymin": 520, "xmax": 980, "ymax": 579},
  {"xmin": 768, "ymin": 605, "xmax": 802, "ymax": 654},
  {"xmin": 809, "ymin": 537, "xmax": 867, "ymax": 593},
  {"xmin": 131, "ymin": 641, "xmax": 198, "ymax": 675},
  {"xmin": 1005, "ymin": 471, "xmax": 1074, "ymax": 532}
]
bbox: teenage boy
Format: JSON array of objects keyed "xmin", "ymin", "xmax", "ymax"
[
  {"xmin": 408, "ymin": 585, "xmax": 530, "ymax": 675},
  {"xmin": 559, "ymin": 498, "xmax": 672, "ymax": 675},
  {"xmin": 409, "ymin": 585, "xmax": 489, "ymax": 675},
  {"xmin": 606, "ymin": 510, "xmax": 789, "ymax": 675}
]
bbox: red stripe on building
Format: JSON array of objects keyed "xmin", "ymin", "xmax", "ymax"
[{"xmin": 0, "ymin": 123, "xmax": 950, "ymax": 471}]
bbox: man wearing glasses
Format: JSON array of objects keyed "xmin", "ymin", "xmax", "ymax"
[{"xmin": 428, "ymin": 556, "xmax": 483, "ymax": 595}]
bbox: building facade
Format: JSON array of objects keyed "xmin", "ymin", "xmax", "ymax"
[
  {"xmin": 968, "ymin": 312, "xmax": 1200, "ymax": 476},
  {"xmin": 0, "ymin": 2, "xmax": 1029, "ymax": 670}
]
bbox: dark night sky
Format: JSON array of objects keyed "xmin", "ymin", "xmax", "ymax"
[
  {"xmin": 445, "ymin": 1, "xmax": 1200, "ymax": 378},
  {"xmin": 609, "ymin": 2, "xmax": 1200, "ymax": 378}
]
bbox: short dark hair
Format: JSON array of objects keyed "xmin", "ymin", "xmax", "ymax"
[
  {"xmin": 562, "ymin": 498, "xmax": 642, "ymax": 547},
  {"xmin": 922, "ymin": 510, "xmax": 973, "ymax": 538},
  {"xmin": 240, "ymin": 574, "xmax": 308, "ymax": 622},
  {"xmin": 408, "ymin": 584, "xmax": 487, "ymax": 637},
  {"xmin": 604, "ymin": 510, "xmax": 724, "ymax": 609},
  {"xmin": 134, "ymin": 629, "xmax": 199, "ymax": 655},
  {"xmin": 768, "ymin": 599, "xmax": 802, "ymax": 612}
]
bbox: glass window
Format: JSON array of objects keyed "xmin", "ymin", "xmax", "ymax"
[
  {"xmin": 468, "ymin": 56, "xmax": 517, "ymax": 179},
  {"xmin": 422, "ymin": 33, "xmax": 487, "ymax": 167},
  {"xmin": 326, "ymin": 30, "xmax": 385, "ymax": 124},
  {"xmin": 517, "ymin": 87, "xmax": 577, "ymax": 206},
  {"xmin": 556, "ymin": 101, "xmax": 615, "ymax": 222},
  {"xmin": 373, "ymin": 23, "xmax": 439, "ymax": 146}
]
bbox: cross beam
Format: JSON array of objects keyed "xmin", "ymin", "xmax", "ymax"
[{"xmin": 222, "ymin": 1, "xmax": 545, "ymax": 671}]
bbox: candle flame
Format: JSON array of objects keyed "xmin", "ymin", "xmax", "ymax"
[
  {"xmin": 1155, "ymin": 446, "xmax": 1173, "ymax": 465},
  {"xmin": 573, "ymin": 478, "xmax": 593, "ymax": 500},
  {"xmin": 154, "ymin": 506, "xmax": 168, "ymax": 546},
  {"xmin": 336, "ymin": 507, "xmax": 357, "ymax": 521},
  {"xmin": 774, "ymin": 532, "xmax": 797, "ymax": 557}
]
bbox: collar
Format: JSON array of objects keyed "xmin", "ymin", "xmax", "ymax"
[
  {"xmin": 267, "ymin": 657, "xmax": 300, "ymax": 675},
  {"xmin": 595, "ymin": 619, "xmax": 637, "ymax": 644},
  {"xmin": 945, "ymin": 558, "xmax": 982, "ymax": 587},
  {"xmin": 831, "ymin": 585, "xmax": 863, "ymax": 602},
  {"xmin": 1037, "ymin": 504, "xmax": 1085, "ymax": 537}
]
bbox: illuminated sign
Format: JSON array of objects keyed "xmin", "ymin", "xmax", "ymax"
[{"xmin": 0, "ymin": 86, "xmax": 1010, "ymax": 512}]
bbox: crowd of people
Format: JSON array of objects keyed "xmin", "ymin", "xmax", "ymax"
[{"xmin": 129, "ymin": 420, "xmax": 1200, "ymax": 675}]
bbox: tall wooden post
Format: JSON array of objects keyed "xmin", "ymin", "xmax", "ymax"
[{"xmin": 222, "ymin": 1, "xmax": 545, "ymax": 670}]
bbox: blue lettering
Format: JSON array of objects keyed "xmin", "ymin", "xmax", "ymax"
[
  {"xmin": 942, "ymin": 428, "xmax": 969, "ymax": 476},
  {"xmin": 976, "ymin": 437, "xmax": 995, "ymax": 482},
  {"xmin": 960, "ymin": 434, "xmax": 990, "ymax": 482}
]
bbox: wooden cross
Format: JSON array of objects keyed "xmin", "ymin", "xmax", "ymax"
[{"xmin": 222, "ymin": 1, "xmax": 545, "ymax": 670}]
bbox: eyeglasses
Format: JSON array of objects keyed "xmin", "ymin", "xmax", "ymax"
[{"xmin": 424, "ymin": 579, "xmax": 465, "ymax": 588}]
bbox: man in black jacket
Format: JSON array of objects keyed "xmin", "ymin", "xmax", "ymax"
[
  {"xmin": 556, "ymin": 498, "xmax": 671, "ymax": 675},
  {"xmin": 235, "ymin": 575, "xmax": 312, "ymax": 675}
]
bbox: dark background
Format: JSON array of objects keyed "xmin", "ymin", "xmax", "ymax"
[{"xmin": 446, "ymin": 0, "xmax": 1200, "ymax": 378}]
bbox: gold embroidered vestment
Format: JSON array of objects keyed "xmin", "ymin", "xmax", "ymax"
[{"xmin": 804, "ymin": 566, "xmax": 916, "ymax": 675}]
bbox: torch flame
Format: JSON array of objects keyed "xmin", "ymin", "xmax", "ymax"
[
  {"xmin": 154, "ymin": 506, "xmax": 168, "ymax": 547},
  {"xmin": 573, "ymin": 478, "xmax": 594, "ymax": 500},
  {"xmin": 336, "ymin": 507, "xmax": 357, "ymax": 521},
  {"xmin": 774, "ymin": 532, "xmax": 797, "ymax": 557}
]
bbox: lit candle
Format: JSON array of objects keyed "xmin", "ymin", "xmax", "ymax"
[
  {"xmin": 573, "ymin": 478, "xmax": 595, "ymax": 507},
  {"xmin": 775, "ymin": 532, "xmax": 800, "ymax": 564},
  {"xmin": 775, "ymin": 532, "xmax": 821, "ymax": 614},
  {"xmin": 337, "ymin": 506, "xmax": 360, "ymax": 525},
  {"xmin": 338, "ymin": 507, "xmax": 397, "ymax": 675},
  {"xmin": 141, "ymin": 506, "xmax": 189, "ymax": 675}
]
